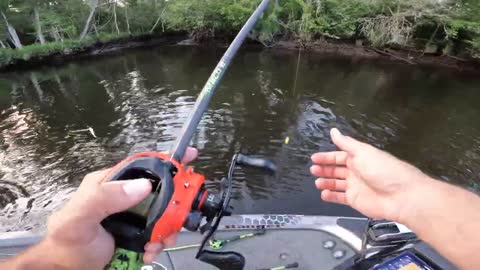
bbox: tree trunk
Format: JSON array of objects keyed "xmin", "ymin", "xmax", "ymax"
[
  {"xmin": 33, "ymin": 7, "xmax": 46, "ymax": 44},
  {"xmin": 80, "ymin": 0, "xmax": 99, "ymax": 39},
  {"xmin": 10, "ymin": 82, "xmax": 18, "ymax": 99},
  {"xmin": 1, "ymin": 12, "xmax": 23, "ymax": 48},
  {"xmin": 51, "ymin": 27, "xmax": 60, "ymax": 41},
  {"xmin": 150, "ymin": 9, "xmax": 165, "ymax": 34},
  {"xmin": 30, "ymin": 73, "xmax": 44, "ymax": 101},
  {"xmin": 125, "ymin": 6, "xmax": 130, "ymax": 34},
  {"xmin": 51, "ymin": 26, "xmax": 64, "ymax": 42},
  {"xmin": 54, "ymin": 73, "xmax": 67, "ymax": 96},
  {"xmin": 93, "ymin": 23, "xmax": 99, "ymax": 36},
  {"xmin": 7, "ymin": 24, "xmax": 23, "ymax": 48},
  {"xmin": 59, "ymin": 29, "xmax": 65, "ymax": 41},
  {"xmin": 80, "ymin": 9, "xmax": 95, "ymax": 39},
  {"xmin": 59, "ymin": 27, "xmax": 65, "ymax": 41},
  {"xmin": 113, "ymin": 1, "xmax": 120, "ymax": 34}
]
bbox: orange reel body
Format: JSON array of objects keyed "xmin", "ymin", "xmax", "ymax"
[
  {"xmin": 101, "ymin": 152, "xmax": 208, "ymax": 251},
  {"xmin": 148, "ymin": 157, "xmax": 206, "ymax": 243}
]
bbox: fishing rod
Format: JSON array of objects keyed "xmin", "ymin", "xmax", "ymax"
[
  {"xmin": 101, "ymin": 0, "xmax": 273, "ymax": 270},
  {"xmin": 169, "ymin": 0, "xmax": 271, "ymax": 162}
]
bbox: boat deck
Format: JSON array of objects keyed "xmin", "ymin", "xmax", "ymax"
[{"xmin": 1, "ymin": 215, "xmax": 368, "ymax": 269}]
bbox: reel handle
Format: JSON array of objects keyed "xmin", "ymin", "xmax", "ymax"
[
  {"xmin": 197, "ymin": 250, "xmax": 246, "ymax": 270},
  {"xmin": 236, "ymin": 154, "xmax": 277, "ymax": 174}
]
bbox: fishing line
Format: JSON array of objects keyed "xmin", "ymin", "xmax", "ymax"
[
  {"xmin": 292, "ymin": 48, "xmax": 302, "ymax": 96},
  {"xmin": 284, "ymin": 47, "xmax": 303, "ymax": 146}
]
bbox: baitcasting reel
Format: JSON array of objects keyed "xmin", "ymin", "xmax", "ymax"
[{"xmin": 102, "ymin": 152, "xmax": 276, "ymax": 270}]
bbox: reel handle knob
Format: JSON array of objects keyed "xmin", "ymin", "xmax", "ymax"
[
  {"xmin": 197, "ymin": 250, "xmax": 245, "ymax": 270},
  {"xmin": 236, "ymin": 154, "xmax": 277, "ymax": 174}
]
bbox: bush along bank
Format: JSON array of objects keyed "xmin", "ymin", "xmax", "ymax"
[
  {"xmin": 163, "ymin": 0, "xmax": 480, "ymax": 68},
  {"xmin": 1, "ymin": 0, "xmax": 480, "ymax": 71},
  {"xmin": 0, "ymin": 33, "xmax": 187, "ymax": 71}
]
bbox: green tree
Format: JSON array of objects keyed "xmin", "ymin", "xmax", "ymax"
[
  {"xmin": 0, "ymin": 0, "xmax": 24, "ymax": 48},
  {"xmin": 2, "ymin": 0, "xmax": 480, "ymax": 63}
]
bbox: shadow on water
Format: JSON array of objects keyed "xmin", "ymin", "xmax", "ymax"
[{"xmin": 1, "ymin": 46, "xmax": 480, "ymax": 231}]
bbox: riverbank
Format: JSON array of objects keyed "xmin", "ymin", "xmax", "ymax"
[
  {"xmin": 274, "ymin": 39, "xmax": 480, "ymax": 73},
  {"xmin": 2, "ymin": 0, "xmax": 480, "ymax": 73},
  {"xmin": 2, "ymin": 33, "xmax": 479, "ymax": 74},
  {"xmin": 0, "ymin": 33, "xmax": 187, "ymax": 72}
]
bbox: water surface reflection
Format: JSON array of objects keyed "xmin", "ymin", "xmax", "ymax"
[{"xmin": 1, "ymin": 46, "xmax": 480, "ymax": 231}]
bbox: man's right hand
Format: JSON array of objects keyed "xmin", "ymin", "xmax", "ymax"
[
  {"xmin": 310, "ymin": 128, "xmax": 431, "ymax": 223},
  {"xmin": 311, "ymin": 128, "xmax": 480, "ymax": 270}
]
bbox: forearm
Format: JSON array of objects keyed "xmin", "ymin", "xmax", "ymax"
[{"xmin": 401, "ymin": 176, "xmax": 480, "ymax": 270}]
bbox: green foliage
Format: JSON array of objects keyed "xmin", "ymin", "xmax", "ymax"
[
  {"xmin": 255, "ymin": 7, "xmax": 282, "ymax": 45},
  {"xmin": 313, "ymin": 0, "xmax": 373, "ymax": 39},
  {"xmin": 122, "ymin": 2, "xmax": 165, "ymax": 34},
  {"xmin": 1, "ymin": 0, "xmax": 480, "ymax": 62},
  {"xmin": 441, "ymin": 0, "xmax": 480, "ymax": 56},
  {"xmin": 162, "ymin": 0, "xmax": 373, "ymax": 42},
  {"xmin": 162, "ymin": 0, "xmax": 227, "ymax": 35},
  {"xmin": 220, "ymin": 1, "xmax": 257, "ymax": 31},
  {"xmin": 42, "ymin": 0, "xmax": 90, "ymax": 38},
  {"xmin": 0, "ymin": 34, "xmax": 129, "ymax": 67},
  {"xmin": 160, "ymin": 0, "xmax": 480, "ymax": 58}
]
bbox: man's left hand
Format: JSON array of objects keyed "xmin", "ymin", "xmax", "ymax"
[{"xmin": 43, "ymin": 147, "xmax": 198, "ymax": 269}]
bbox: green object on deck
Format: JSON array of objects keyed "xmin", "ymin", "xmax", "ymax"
[
  {"xmin": 105, "ymin": 248, "xmax": 143, "ymax": 270},
  {"xmin": 163, "ymin": 229, "xmax": 267, "ymax": 252}
]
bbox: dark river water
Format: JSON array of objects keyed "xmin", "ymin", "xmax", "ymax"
[{"xmin": 1, "ymin": 46, "xmax": 480, "ymax": 232}]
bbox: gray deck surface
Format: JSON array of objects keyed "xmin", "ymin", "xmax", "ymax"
[
  {"xmin": 0, "ymin": 229, "xmax": 355, "ymax": 269},
  {"xmin": 0, "ymin": 231, "xmax": 42, "ymax": 261},
  {"xmin": 150, "ymin": 229, "xmax": 355, "ymax": 270},
  {"xmin": 1, "ymin": 215, "xmax": 362, "ymax": 269}
]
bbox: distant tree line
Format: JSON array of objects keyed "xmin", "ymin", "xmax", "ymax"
[
  {"xmin": 0, "ymin": 0, "xmax": 171, "ymax": 48},
  {"xmin": 0, "ymin": 0, "xmax": 479, "ymax": 60}
]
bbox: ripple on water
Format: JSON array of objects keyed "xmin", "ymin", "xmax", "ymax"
[
  {"xmin": 0, "ymin": 104, "xmax": 108, "ymax": 232},
  {"xmin": 0, "ymin": 181, "xmax": 29, "ymax": 209}
]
